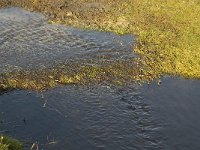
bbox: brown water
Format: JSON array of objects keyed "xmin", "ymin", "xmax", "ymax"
[{"xmin": 0, "ymin": 7, "xmax": 200, "ymax": 150}]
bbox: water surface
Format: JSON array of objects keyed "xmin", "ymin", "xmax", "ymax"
[
  {"xmin": 142, "ymin": 77, "xmax": 200, "ymax": 150},
  {"xmin": 1, "ymin": 77, "xmax": 200, "ymax": 150},
  {"xmin": 0, "ymin": 7, "xmax": 134, "ymax": 73},
  {"xmin": 0, "ymin": 84, "xmax": 163, "ymax": 150}
]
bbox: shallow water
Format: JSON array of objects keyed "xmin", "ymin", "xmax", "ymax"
[
  {"xmin": 0, "ymin": 7, "xmax": 134, "ymax": 73},
  {"xmin": 0, "ymin": 7, "xmax": 200, "ymax": 150}
]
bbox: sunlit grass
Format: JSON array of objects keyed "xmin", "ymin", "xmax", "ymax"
[
  {"xmin": 127, "ymin": 0, "xmax": 200, "ymax": 79},
  {"xmin": 78, "ymin": 0, "xmax": 200, "ymax": 79}
]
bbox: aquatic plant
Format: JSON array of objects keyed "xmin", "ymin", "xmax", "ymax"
[{"xmin": 0, "ymin": 135, "xmax": 23, "ymax": 150}]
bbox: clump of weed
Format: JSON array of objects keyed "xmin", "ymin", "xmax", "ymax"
[
  {"xmin": 0, "ymin": 135, "xmax": 23, "ymax": 150},
  {"xmin": 0, "ymin": 60, "xmax": 142, "ymax": 90}
]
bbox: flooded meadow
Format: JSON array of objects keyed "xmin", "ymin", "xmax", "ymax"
[{"xmin": 0, "ymin": 7, "xmax": 200, "ymax": 150}]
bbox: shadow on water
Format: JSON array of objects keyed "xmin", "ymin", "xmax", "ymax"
[{"xmin": 142, "ymin": 77, "xmax": 200, "ymax": 150}]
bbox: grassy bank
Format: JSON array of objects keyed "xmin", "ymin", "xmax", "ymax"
[
  {"xmin": 0, "ymin": 135, "xmax": 23, "ymax": 150},
  {"xmin": 0, "ymin": 0, "xmax": 200, "ymax": 90}
]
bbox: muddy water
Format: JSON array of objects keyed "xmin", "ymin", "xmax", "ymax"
[{"xmin": 0, "ymin": 7, "xmax": 200, "ymax": 150}]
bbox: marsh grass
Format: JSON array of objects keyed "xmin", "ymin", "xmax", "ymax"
[
  {"xmin": 0, "ymin": 135, "xmax": 23, "ymax": 150},
  {"xmin": 0, "ymin": 0, "xmax": 200, "ymax": 90},
  {"xmin": 0, "ymin": 60, "xmax": 141, "ymax": 91}
]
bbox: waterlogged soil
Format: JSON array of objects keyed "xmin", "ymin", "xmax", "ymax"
[{"xmin": 0, "ymin": 7, "xmax": 200, "ymax": 150}]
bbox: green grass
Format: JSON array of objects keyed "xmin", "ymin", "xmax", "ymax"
[
  {"xmin": 0, "ymin": 0, "xmax": 200, "ymax": 90},
  {"xmin": 72, "ymin": 0, "xmax": 200, "ymax": 79},
  {"xmin": 0, "ymin": 135, "xmax": 23, "ymax": 150},
  {"xmin": 127, "ymin": 0, "xmax": 200, "ymax": 79}
]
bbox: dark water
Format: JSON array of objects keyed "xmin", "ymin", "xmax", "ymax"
[
  {"xmin": 0, "ymin": 7, "xmax": 200, "ymax": 150},
  {"xmin": 142, "ymin": 77, "xmax": 200, "ymax": 150},
  {"xmin": 0, "ymin": 77, "xmax": 200, "ymax": 150},
  {"xmin": 0, "ymin": 84, "xmax": 163, "ymax": 150}
]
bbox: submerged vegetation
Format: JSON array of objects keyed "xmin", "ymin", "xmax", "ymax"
[
  {"xmin": 0, "ymin": 135, "xmax": 23, "ymax": 150},
  {"xmin": 0, "ymin": 60, "xmax": 145, "ymax": 91},
  {"xmin": 0, "ymin": 0, "xmax": 200, "ymax": 90}
]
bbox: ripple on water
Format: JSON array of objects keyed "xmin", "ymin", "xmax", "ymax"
[
  {"xmin": 0, "ymin": 84, "xmax": 164, "ymax": 150},
  {"xmin": 0, "ymin": 7, "xmax": 135, "ymax": 73}
]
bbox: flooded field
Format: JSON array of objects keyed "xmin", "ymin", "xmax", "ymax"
[
  {"xmin": 0, "ymin": 7, "xmax": 200, "ymax": 150},
  {"xmin": 0, "ymin": 7, "xmax": 134, "ymax": 73}
]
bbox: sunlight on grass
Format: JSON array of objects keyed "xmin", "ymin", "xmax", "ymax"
[{"xmin": 0, "ymin": 0, "xmax": 200, "ymax": 90}]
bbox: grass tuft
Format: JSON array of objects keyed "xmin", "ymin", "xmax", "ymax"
[{"xmin": 0, "ymin": 135, "xmax": 23, "ymax": 150}]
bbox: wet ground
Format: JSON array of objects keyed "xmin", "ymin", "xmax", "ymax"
[{"xmin": 0, "ymin": 7, "xmax": 200, "ymax": 150}]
